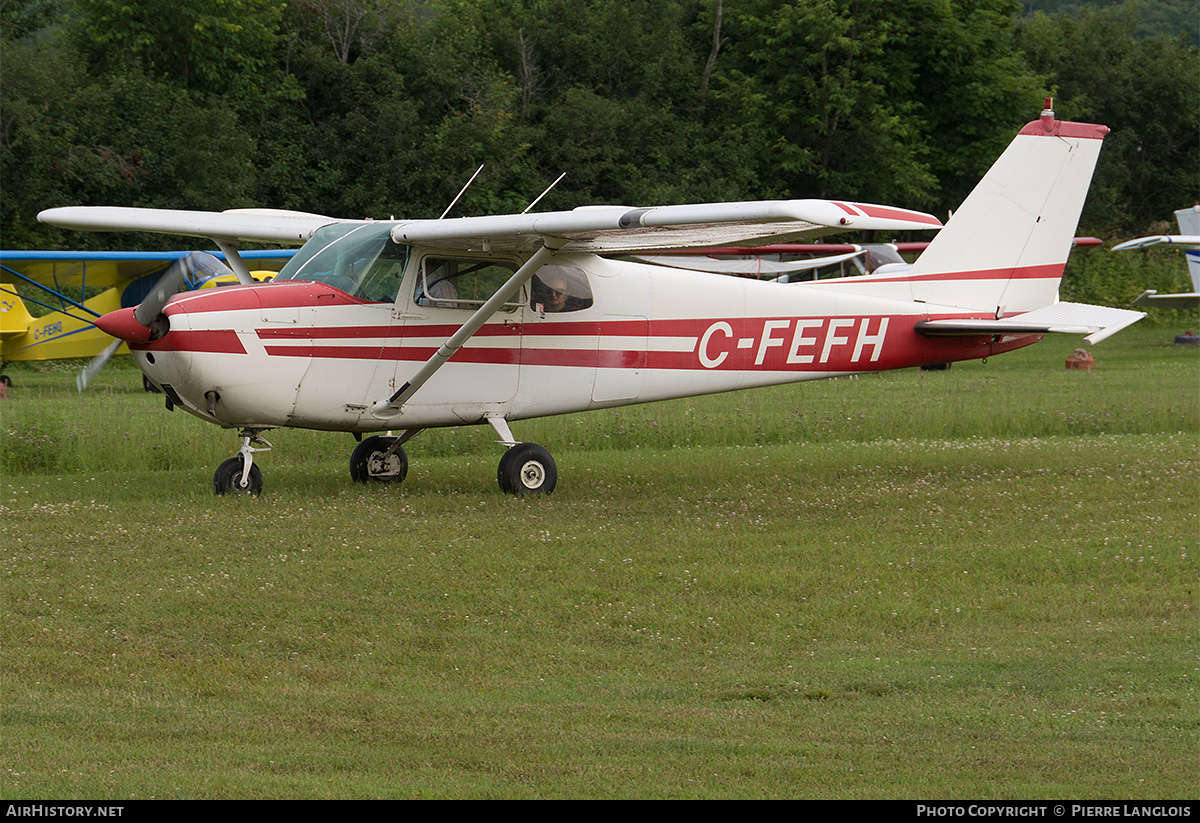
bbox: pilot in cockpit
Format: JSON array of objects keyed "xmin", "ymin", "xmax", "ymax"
[{"xmin": 531, "ymin": 266, "xmax": 592, "ymax": 313}]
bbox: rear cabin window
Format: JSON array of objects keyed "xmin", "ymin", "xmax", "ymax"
[{"xmin": 415, "ymin": 257, "xmax": 523, "ymax": 309}]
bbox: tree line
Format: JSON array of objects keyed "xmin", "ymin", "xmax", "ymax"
[{"xmin": 2, "ymin": 0, "xmax": 1197, "ymax": 250}]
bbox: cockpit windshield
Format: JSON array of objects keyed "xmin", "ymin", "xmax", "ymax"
[{"xmin": 273, "ymin": 222, "xmax": 410, "ymax": 303}]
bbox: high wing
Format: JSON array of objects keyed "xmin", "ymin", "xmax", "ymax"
[
  {"xmin": 389, "ymin": 200, "xmax": 942, "ymax": 253},
  {"xmin": 1110, "ymin": 234, "xmax": 1200, "ymax": 252},
  {"xmin": 40, "ymin": 200, "xmax": 942, "ymax": 256},
  {"xmin": 1, "ymin": 249, "xmax": 296, "ymax": 291},
  {"xmin": 34, "ymin": 207, "xmax": 345, "ymax": 246}
]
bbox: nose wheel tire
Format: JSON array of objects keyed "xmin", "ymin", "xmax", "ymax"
[
  {"xmin": 214, "ymin": 456, "xmax": 264, "ymax": 496},
  {"xmin": 497, "ymin": 443, "xmax": 557, "ymax": 495},
  {"xmin": 350, "ymin": 435, "xmax": 408, "ymax": 483}
]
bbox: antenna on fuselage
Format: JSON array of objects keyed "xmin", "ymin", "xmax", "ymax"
[
  {"xmin": 522, "ymin": 172, "xmax": 566, "ymax": 214},
  {"xmin": 439, "ymin": 164, "xmax": 485, "ymax": 219}
]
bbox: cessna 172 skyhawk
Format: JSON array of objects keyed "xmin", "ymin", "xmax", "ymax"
[{"xmin": 38, "ymin": 103, "xmax": 1143, "ymax": 496}]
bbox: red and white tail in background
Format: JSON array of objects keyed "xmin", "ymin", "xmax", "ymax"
[{"xmin": 810, "ymin": 101, "xmax": 1145, "ymax": 343}]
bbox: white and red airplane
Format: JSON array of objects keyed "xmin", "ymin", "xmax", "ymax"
[{"xmin": 38, "ymin": 101, "xmax": 1144, "ymax": 496}]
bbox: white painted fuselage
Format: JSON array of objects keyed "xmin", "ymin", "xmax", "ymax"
[{"xmin": 130, "ymin": 251, "xmax": 1032, "ymax": 435}]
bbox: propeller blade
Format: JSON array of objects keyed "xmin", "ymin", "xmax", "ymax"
[
  {"xmin": 86, "ymin": 252, "xmax": 236, "ymax": 385},
  {"xmin": 129, "ymin": 251, "xmax": 232, "ymax": 335},
  {"xmin": 133, "ymin": 254, "xmax": 192, "ymax": 327},
  {"xmin": 76, "ymin": 339, "xmax": 121, "ymax": 392}
]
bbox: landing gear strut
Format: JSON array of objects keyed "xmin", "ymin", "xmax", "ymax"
[
  {"xmin": 488, "ymin": 415, "xmax": 557, "ymax": 495},
  {"xmin": 213, "ymin": 431, "xmax": 272, "ymax": 496}
]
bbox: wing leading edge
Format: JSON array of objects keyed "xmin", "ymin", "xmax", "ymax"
[{"xmin": 40, "ymin": 200, "xmax": 942, "ymax": 255}]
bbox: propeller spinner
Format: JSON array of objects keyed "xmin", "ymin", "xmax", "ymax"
[
  {"xmin": 79, "ymin": 252, "xmax": 234, "ymax": 391},
  {"xmin": 94, "ymin": 252, "xmax": 228, "ymax": 344}
]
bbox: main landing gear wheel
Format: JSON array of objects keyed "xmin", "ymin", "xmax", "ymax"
[
  {"xmin": 350, "ymin": 435, "xmax": 408, "ymax": 484},
  {"xmin": 497, "ymin": 443, "xmax": 557, "ymax": 495},
  {"xmin": 214, "ymin": 456, "xmax": 263, "ymax": 496}
]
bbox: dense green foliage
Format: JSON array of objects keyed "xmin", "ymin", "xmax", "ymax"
[{"xmin": 2, "ymin": 0, "xmax": 1197, "ymax": 250}]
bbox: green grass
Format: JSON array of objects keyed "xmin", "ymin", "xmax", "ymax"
[{"xmin": 2, "ymin": 325, "xmax": 1197, "ymax": 798}]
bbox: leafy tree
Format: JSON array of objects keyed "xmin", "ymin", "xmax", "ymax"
[
  {"xmin": 3, "ymin": 5, "xmax": 264, "ymax": 247},
  {"xmin": 5, "ymin": 0, "xmax": 1196, "ymax": 250},
  {"xmin": 1023, "ymin": 0, "xmax": 1199, "ymax": 45},
  {"xmin": 1019, "ymin": 3, "xmax": 1200, "ymax": 233},
  {"xmin": 67, "ymin": 0, "xmax": 290, "ymax": 102},
  {"xmin": 901, "ymin": 0, "xmax": 1048, "ymax": 210},
  {"xmin": 713, "ymin": 0, "xmax": 940, "ymax": 205}
]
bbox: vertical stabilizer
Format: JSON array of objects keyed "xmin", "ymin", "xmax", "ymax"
[
  {"xmin": 0, "ymin": 292, "xmax": 35, "ymax": 338},
  {"xmin": 1175, "ymin": 205, "xmax": 1200, "ymax": 292},
  {"xmin": 907, "ymin": 102, "xmax": 1109, "ymax": 314}
]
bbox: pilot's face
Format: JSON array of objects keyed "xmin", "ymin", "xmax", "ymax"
[{"xmin": 545, "ymin": 279, "xmax": 568, "ymax": 310}]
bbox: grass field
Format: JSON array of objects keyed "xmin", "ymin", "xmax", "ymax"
[{"xmin": 2, "ymin": 324, "xmax": 1197, "ymax": 799}]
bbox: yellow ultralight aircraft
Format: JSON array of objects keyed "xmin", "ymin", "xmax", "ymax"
[{"xmin": 1, "ymin": 249, "xmax": 293, "ymax": 390}]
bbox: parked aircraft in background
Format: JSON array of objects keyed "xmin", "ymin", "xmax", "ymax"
[
  {"xmin": 632, "ymin": 242, "xmax": 917, "ymax": 280},
  {"xmin": 0, "ymin": 249, "xmax": 292, "ymax": 389},
  {"xmin": 1112, "ymin": 205, "xmax": 1200, "ymax": 309},
  {"xmin": 637, "ymin": 237, "xmax": 1103, "ymax": 281},
  {"xmin": 37, "ymin": 102, "xmax": 1143, "ymax": 496}
]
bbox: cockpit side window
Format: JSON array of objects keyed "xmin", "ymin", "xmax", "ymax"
[
  {"xmin": 415, "ymin": 257, "xmax": 523, "ymax": 309},
  {"xmin": 530, "ymin": 265, "xmax": 593, "ymax": 313}
]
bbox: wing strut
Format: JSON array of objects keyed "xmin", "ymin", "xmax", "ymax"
[
  {"xmin": 370, "ymin": 243, "xmax": 559, "ymax": 417},
  {"xmin": 212, "ymin": 239, "xmax": 254, "ymax": 285}
]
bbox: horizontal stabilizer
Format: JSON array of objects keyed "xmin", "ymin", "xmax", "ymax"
[
  {"xmin": 1132, "ymin": 290, "xmax": 1200, "ymax": 309},
  {"xmin": 916, "ymin": 302, "xmax": 1145, "ymax": 345}
]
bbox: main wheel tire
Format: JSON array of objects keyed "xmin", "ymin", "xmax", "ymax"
[
  {"xmin": 214, "ymin": 456, "xmax": 263, "ymax": 496},
  {"xmin": 497, "ymin": 443, "xmax": 557, "ymax": 495},
  {"xmin": 350, "ymin": 435, "xmax": 408, "ymax": 483}
]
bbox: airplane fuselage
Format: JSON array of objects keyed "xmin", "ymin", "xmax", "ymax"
[{"xmin": 122, "ymin": 249, "xmax": 1036, "ymax": 435}]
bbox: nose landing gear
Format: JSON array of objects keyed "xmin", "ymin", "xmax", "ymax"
[{"xmin": 213, "ymin": 431, "xmax": 272, "ymax": 496}]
